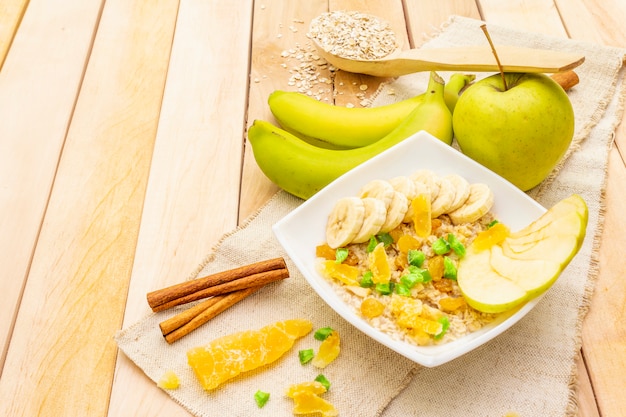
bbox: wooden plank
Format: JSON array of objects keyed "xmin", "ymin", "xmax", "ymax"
[
  {"xmin": 576, "ymin": 351, "xmax": 601, "ymax": 417},
  {"xmin": 479, "ymin": 0, "xmax": 569, "ymax": 38},
  {"xmin": 0, "ymin": 0, "xmax": 29, "ymax": 70},
  {"xmin": 107, "ymin": 1, "xmax": 254, "ymax": 415},
  {"xmin": 239, "ymin": 0, "xmax": 329, "ymax": 221},
  {"xmin": 0, "ymin": 0, "xmax": 178, "ymax": 415},
  {"xmin": 556, "ymin": 0, "xmax": 626, "ymax": 49},
  {"xmin": 404, "ymin": 0, "xmax": 482, "ymax": 47},
  {"xmin": 581, "ymin": 146, "xmax": 626, "ymax": 417},
  {"xmin": 0, "ymin": 0, "xmax": 104, "ymax": 369}
]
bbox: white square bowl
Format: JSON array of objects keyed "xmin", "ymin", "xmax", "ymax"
[{"xmin": 272, "ymin": 131, "xmax": 547, "ymax": 367}]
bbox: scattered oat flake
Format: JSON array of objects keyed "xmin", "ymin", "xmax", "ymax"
[
  {"xmin": 359, "ymin": 84, "xmax": 368, "ymax": 91},
  {"xmin": 277, "ymin": 40, "xmax": 335, "ymax": 99}
]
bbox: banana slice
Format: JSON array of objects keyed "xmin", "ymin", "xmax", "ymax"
[
  {"xmin": 448, "ymin": 183, "xmax": 494, "ymax": 225},
  {"xmin": 409, "ymin": 169, "xmax": 439, "ymax": 201},
  {"xmin": 444, "ymin": 174, "xmax": 471, "ymax": 213},
  {"xmin": 380, "ymin": 191, "xmax": 408, "ymax": 233},
  {"xmin": 412, "ymin": 181, "xmax": 430, "ymax": 199},
  {"xmin": 430, "ymin": 176, "xmax": 456, "ymax": 218},
  {"xmin": 388, "ymin": 176, "xmax": 416, "ymax": 197},
  {"xmin": 326, "ymin": 197, "xmax": 366, "ymax": 248},
  {"xmin": 352, "ymin": 198, "xmax": 388, "ymax": 243},
  {"xmin": 358, "ymin": 179, "xmax": 395, "ymax": 209},
  {"xmin": 388, "ymin": 176, "xmax": 417, "ymax": 222}
]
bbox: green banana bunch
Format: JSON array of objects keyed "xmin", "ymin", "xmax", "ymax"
[
  {"xmin": 268, "ymin": 73, "xmax": 473, "ymax": 149},
  {"xmin": 248, "ymin": 71, "xmax": 452, "ymax": 199}
]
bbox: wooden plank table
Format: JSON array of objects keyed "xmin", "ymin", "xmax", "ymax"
[{"xmin": 0, "ymin": 1, "xmax": 623, "ymax": 416}]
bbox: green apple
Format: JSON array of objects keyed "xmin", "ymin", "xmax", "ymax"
[
  {"xmin": 457, "ymin": 194, "xmax": 587, "ymax": 313},
  {"xmin": 453, "ymin": 73, "xmax": 575, "ymax": 191}
]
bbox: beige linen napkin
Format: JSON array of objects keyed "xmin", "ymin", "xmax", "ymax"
[{"xmin": 115, "ymin": 16, "xmax": 626, "ymax": 417}]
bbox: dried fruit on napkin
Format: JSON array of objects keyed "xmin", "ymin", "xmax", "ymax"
[{"xmin": 187, "ymin": 319, "xmax": 312, "ymax": 391}]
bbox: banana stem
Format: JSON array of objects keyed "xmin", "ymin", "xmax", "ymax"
[
  {"xmin": 427, "ymin": 71, "xmax": 445, "ymax": 96},
  {"xmin": 444, "ymin": 73, "xmax": 476, "ymax": 112}
]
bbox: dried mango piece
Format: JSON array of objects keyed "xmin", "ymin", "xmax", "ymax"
[
  {"xmin": 471, "ymin": 222, "xmax": 510, "ymax": 251},
  {"xmin": 286, "ymin": 381, "xmax": 327, "ymax": 398},
  {"xmin": 411, "ymin": 194, "xmax": 432, "ymax": 237},
  {"xmin": 291, "ymin": 391, "xmax": 338, "ymax": 417},
  {"xmin": 408, "ymin": 327, "xmax": 433, "ymax": 346},
  {"xmin": 421, "ymin": 304, "xmax": 445, "ymax": 322},
  {"xmin": 389, "ymin": 294, "xmax": 423, "ymax": 318},
  {"xmin": 400, "ymin": 315, "xmax": 443, "ymax": 335},
  {"xmin": 396, "ymin": 234, "xmax": 421, "ymax": 254},
  {"xmin": 312, "ymin": 331, "xmax": 340, "ymax": 368},
  {"xmin": 368, "ymin": 242, "xmax": 391, "ymax": 284},
  {"xmin": 315, "ymin": 244, "xmax": 336, "ymax": 260},
  {"xmin": 321, "ymin": 260, "xmax": 360, "ymax": 286},
  {"xmin": 187, "ymin": 319, "xmax": 312, "ymax": 391}
]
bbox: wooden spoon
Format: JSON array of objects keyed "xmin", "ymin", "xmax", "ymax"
[{"xmin": 312, "ymin": 40, "xmax": 585, "ymax": 78}]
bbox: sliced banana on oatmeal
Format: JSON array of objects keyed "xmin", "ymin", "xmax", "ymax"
[
  {"xmin": 430, "ymin": 176, "xmax": 457, "ymax": 218},
  {"xmin": 409, "ymin": 169, "xmax": 439, "ymax": 201},
  {"xmin": 353, "ymin": 197, "xmax": 388, "ymax": 243},
  {"xmin": 444, "ymin": 174, "xmax": 471, "ymax": 213},
  {"xmin": 388, "ymin": 176, "xmax": 418, "ymax": 222},
  {"xmin": 388, "ymin": 176, "xmax": 417, "ymax": 198},
  {"xmin": 359, "ymin": 179, "xmax": 395, "ymax": 209},
  {"xmin": 380, "ymin": 191, "xmax": 409, "ymax": 233},
  {"xmin": 448, "ymin": 183, "xmax": 494, "ymax": 225},
  {"xmin": 326, "ymin": 197, "xmax": 366, "ymax": 248}
]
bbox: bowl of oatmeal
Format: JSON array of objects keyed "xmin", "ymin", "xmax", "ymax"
[{"xmin": 273, "ymin": 131, "xmax": 546, "ymax": 367}]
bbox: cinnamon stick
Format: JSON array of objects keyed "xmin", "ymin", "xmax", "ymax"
[
  {"xmin": 158, "ymin": 296, "xmax": 223, "ymax": 336},
  {"xmin": 550, "ymin": 70, "xmax": 579, "ymax": 91},
  {"xmin": 147, "ymin": 257, "xmax": 286, "ymax": 310},
  {"xmin": 162, "ymin": 286, "xmax": 262, "ymax": 344},
  {"xmin": 151, "ymin": 267, "xmax": 289, "ymax": 312}
]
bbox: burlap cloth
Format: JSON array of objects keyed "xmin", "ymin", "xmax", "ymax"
[{"xmin": 116, "ymin": 16, "xmax": 626, "ymax": 417}]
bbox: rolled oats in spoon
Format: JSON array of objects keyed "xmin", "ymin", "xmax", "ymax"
[{"xmin": 308, "ymin": 11, "xmax": 399, "ymax": 61}]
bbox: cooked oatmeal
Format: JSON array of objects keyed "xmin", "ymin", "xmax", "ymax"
[{"xmin": 317, "ymin": 207, "xmax": 500, "ymax": 347}]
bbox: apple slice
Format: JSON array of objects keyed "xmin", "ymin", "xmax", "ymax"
[
  {"xmin": 456, "ymin": 248, "xmax": 528, "ymax": 314},
  {"xmin": 507, "ymin": 211, "xmax": 584, "ymax": 242},
  {"xmin": 509, "ymin": 195, "xmax": 588, "ymax": 239},
  {"xmin": 490, "ymin": 245, "xmax": 561, "ymax": 298},
  {"xmin": 458, "ymin": 194, "xmax": 588, "ymax": 314},
  {"xmin": 502, "ymin": 233, "xmax": 581, "ymax": 264}
]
